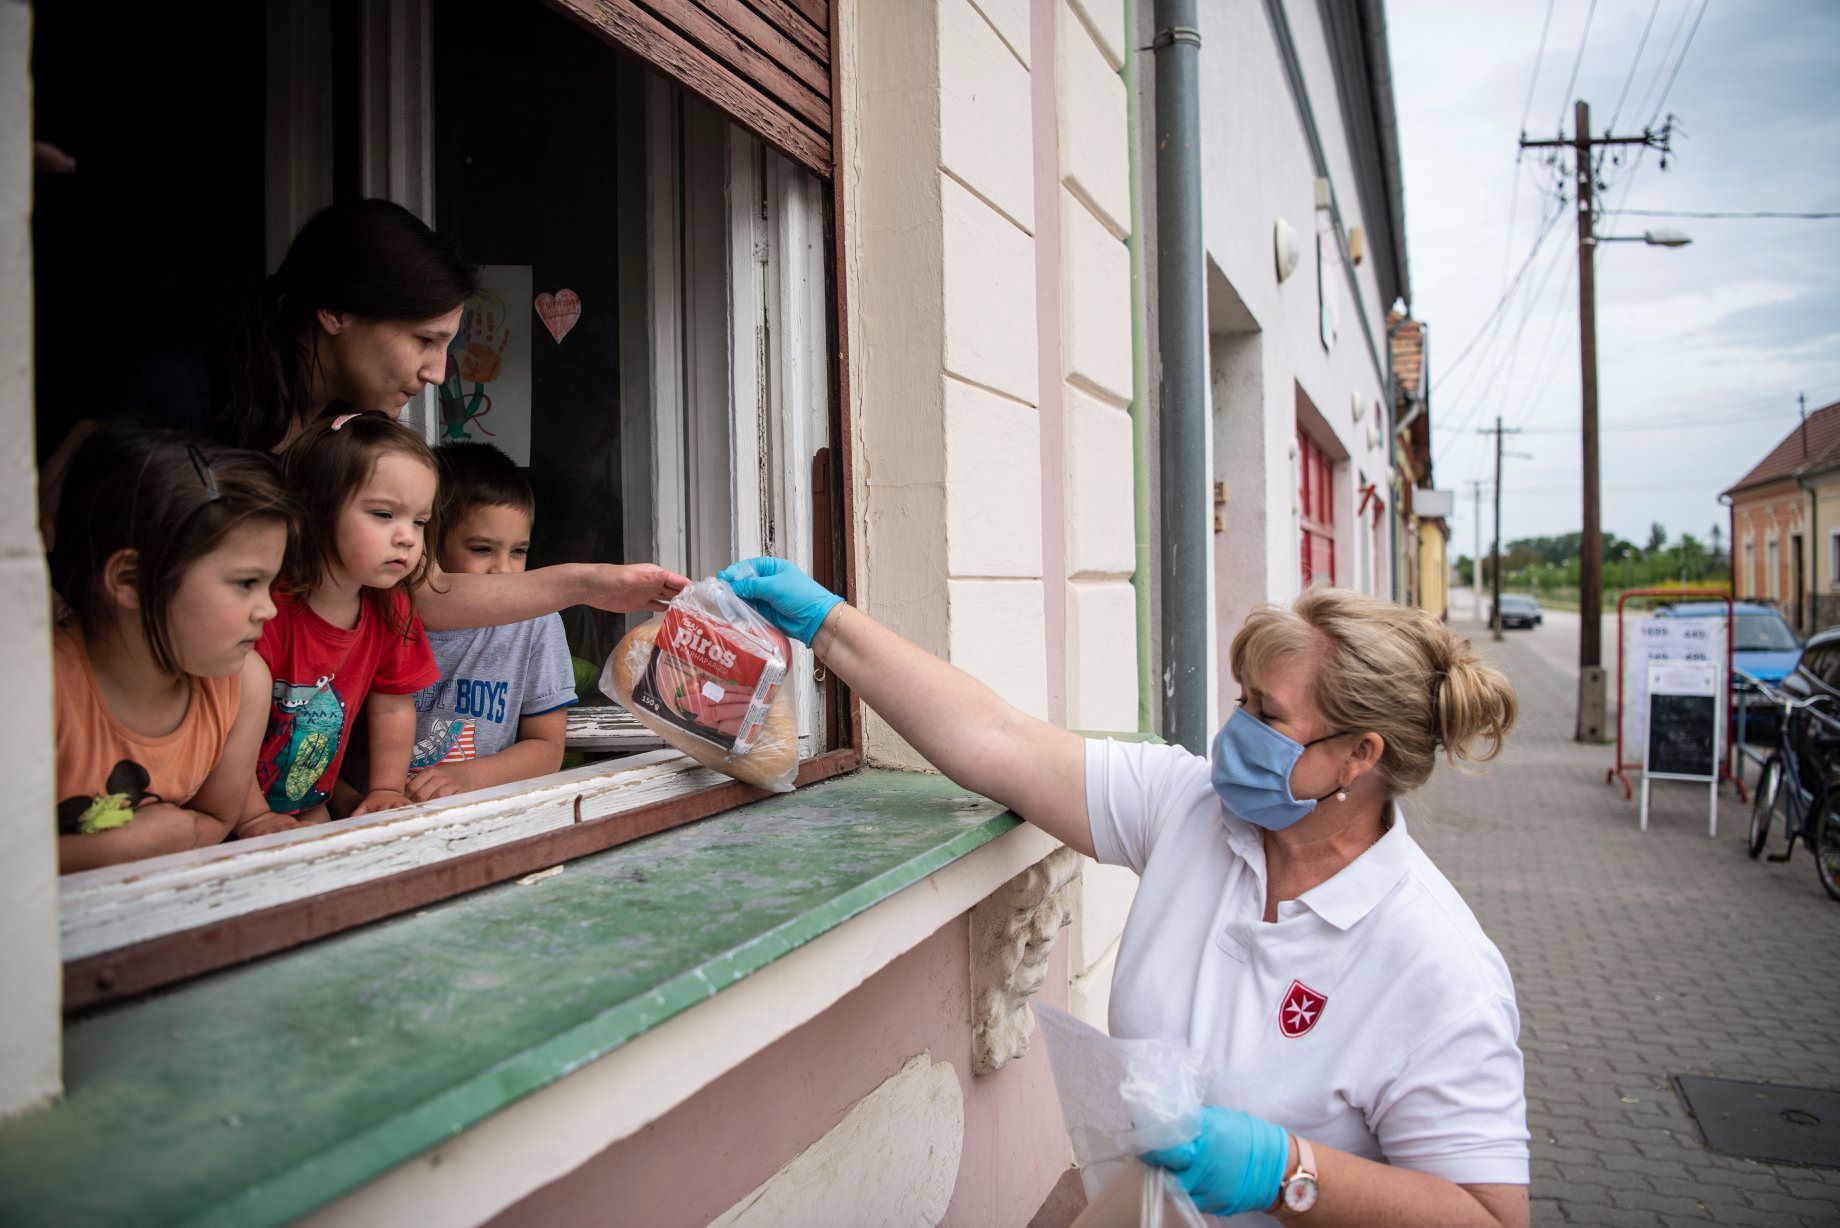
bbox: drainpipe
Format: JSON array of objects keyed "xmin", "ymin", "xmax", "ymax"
[
  {"xmin": 1153, "ymin": 0, "xmax": 1207, "ymax": 753},
  {"xmin": 1795, "ymin": 471, "xmax": 1817, "ymax": 633},
  {"xmin": 1124, "ymin": 0, "xmax": 1154, "ymax": 735}
]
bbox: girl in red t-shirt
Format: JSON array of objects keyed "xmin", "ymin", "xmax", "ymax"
[
  {"xmin": 257, "ymin": 413, "xmax": 444, "ymax": 819},
  {"xmin": 48, "ymin": 424, "xmax": 305, "ymax": 873}
]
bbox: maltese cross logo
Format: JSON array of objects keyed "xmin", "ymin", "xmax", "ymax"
[{"xmin": 1279, "ymin": 979, "xmax": 1326, "ymax": 1038}]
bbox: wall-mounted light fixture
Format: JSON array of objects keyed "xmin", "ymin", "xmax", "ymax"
[{"xmin": 1275, "ymin": 217, "xmax": 1300, "ymax": 282}]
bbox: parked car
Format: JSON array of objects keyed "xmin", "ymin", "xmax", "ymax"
[
  {"xmin": 1783, "ymin": 625, "xmax": 1840, "ymax": 705},
  {"xmin": 1490, "ymin": 593, "xmax": 1544, "ymax": 629},
  {"xmin": 1775, "ymin": 624, "xmax": 1840, "ymax": 773},
  {"xmin": 1657, "ymin": 601, "xmax": 1801, "ymax": 742}
]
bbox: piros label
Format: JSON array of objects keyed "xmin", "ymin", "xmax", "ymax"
[
  {"xmin": 669, "ymin": 614, "xmax": 742, "ymax": 675},
  {"xmin": 631, "ymin": 609, "xmax": 787, "ymax": 753}
]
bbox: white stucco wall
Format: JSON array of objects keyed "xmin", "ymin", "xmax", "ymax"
[
  {"xmin": 0, "ymin": 0, "xmax": 63, "ymax": 1121},
  {"xmin": 1056, "ymin": 0, "xmax": 1137, "ymax": 735},
  {"xmin": 1192, "ymin": 0, "xmax": 1399, "ymax": 719},
  {"xmin": 854, "ymin": 0, "xmax": 1055, "ymax": 770}
]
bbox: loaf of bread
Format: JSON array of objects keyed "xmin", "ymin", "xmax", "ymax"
[{"xmin": 606, "ymin": 618, "xmax": 800, "ymax": 791}]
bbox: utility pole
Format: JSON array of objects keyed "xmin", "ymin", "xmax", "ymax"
[
  {"xmin": 1479, "ymin": 419, "xmax": 1522, "ymax": 641},
  {"xmin": 1521, "ymin": 102, "xmax": 1674, "ymax": 743},
  {"xmin": 1471, "ymin": 478, "xmax": 1486, "ymax": 621}
]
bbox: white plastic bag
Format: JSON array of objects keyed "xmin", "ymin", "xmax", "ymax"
[
  {"xmin": 1036, "ymin": 1003, "xmax": 1211, "ymax": 1228},
  {"xmin": 599, "ymin": 575, "xmax": 798, "ymax": 792}
]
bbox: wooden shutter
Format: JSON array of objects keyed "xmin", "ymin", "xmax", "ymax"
[{"xmin": 548, "ymin": 0, "xmax": 833, "ymax": 177}]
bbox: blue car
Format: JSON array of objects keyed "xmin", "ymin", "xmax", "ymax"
[{"xmin": 1655, "ymin": 601, "xmax": 1802, "ymax": 740}]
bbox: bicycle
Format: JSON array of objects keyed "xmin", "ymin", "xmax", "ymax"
[{"xmin": 1744, "ymin": 682, "xmax": 1840, "ymax": 901}]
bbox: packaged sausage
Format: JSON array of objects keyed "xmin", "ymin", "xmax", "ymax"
[{"xmin": 600, "ymin": 577, "xmax": 799, "ymax": 792}]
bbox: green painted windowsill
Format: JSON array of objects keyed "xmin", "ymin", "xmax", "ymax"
[{"xmin": 0, "ymin": 769, "xmax": 1034, "ymax": 1228}]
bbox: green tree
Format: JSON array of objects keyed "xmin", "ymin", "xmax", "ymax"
[{"xmin": 1645, "ymin": 521, "xmax": 1667, "ymax": 557}]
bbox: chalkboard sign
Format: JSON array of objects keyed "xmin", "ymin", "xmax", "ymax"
[
  {"xmin": 1647, "ymin": 693, "xmax": 1718, "ymax": 779},
  {"xmin": 1640, "ymin": 660, "xmax": 1721, "ymax": 835},
  {"xmin": 1644, "ymin": 661, "xmax": 1721, "ymax": 782}
]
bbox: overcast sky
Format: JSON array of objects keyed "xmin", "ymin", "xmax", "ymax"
[{"xmin": 1389, "ymin": 0, "xmax": 1840, "ymax": 561}]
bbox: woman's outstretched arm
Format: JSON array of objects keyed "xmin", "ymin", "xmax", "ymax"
[
  {"xmin": 724, "ymin": 560, "xmax": 1093, "ymax": 855},
  {"xmin": 415, "ymin": 562, "xmax": 690, "ymax": 631}
]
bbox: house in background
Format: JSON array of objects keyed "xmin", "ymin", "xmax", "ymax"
[
  {"xmin": 1722, "ymin": 399, "xmax": 1840, "ymax": 634},
  {"xmin": 1388, "ymin": 311, "xmax": 1449, "ymax": 620}
]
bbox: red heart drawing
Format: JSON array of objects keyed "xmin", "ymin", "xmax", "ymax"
[{"xmin": 534, "ymin": 290, "xmax": 581, "ymax": 344}]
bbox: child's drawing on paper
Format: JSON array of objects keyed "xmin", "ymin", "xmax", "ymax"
[{"xmin": 439, "ymin": 266, "xmax": 533, "ymax": 464}]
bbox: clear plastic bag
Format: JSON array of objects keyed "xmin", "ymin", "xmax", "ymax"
[
  {"xmin": 1036, "ymin": 1003, "xmax": 1211, "ymax": 1228},
  {"xmin": 599, "ymin": 575, "xmax": 799, "ymax": 792}
]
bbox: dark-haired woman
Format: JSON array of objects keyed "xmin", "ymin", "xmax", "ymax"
[{"xmin": 43, "ymin": 199, "xmax": 687, "ymax": 625}]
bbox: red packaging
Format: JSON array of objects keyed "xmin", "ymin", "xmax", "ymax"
[{"xmin": 628, "ymin": 605, "xmax": 790, "ymax": 753}]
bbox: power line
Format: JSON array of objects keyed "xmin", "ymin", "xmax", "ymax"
[
  {"xmin": 1630, "ymin": 0, "xmax": 1694, "ymax": 136},
  {"xmin": 1503, "ymin": 262, "xmax": 1579, "ymax": 432},
  {"xmin": 1511, "ymin": 381, "xmax": 1840, "ymax": 433},
  {"xmin": 1604, "ymin": 0, "xmax": 1662, "ymax": 137},
  {"xmin": 1595, "ymin": 0, "xmax": 1706, "ymax": 266},
  {"xmin": 1432, "ymin": 201, "xmax": 1568, "ymax": 396},
  {"xmin": 1555, "ymin": 0, "xmax": 1600, "ymax": 132},
  {"xmin": 1607, "ymin": 207, "xmax": 1840, "ymax": 220},
  {"xmin": 1648, "ymin": 0, "xmax": 1708, "ymax": 127},
  {"xmin": 1597, "ymin": 0, "xmax": 1662, "ymax": 179},
  {"xmin": 1452, "ymin": 226, "xmax": 1575, "ymax": 431},
  {"xmin": 1517, "ymin": 0, "xmax": 1559, "ymax": 140}
]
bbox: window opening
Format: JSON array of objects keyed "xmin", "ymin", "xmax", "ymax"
[
  {"xmin": 1298, "ymin": 429, "xmax": 1336, "ymax": 587},
  {"xmin": 43, "ymin": 0, "xmax": 847, "ymax": 1004}
]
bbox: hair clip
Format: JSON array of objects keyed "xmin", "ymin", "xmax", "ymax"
[
  {"xmin": 186, "ymin": 445, "xmax": 221, "ymax": 502},
  {"xmin": 330, "ymin": 412, "xmax": 360, "ymax": 431}
]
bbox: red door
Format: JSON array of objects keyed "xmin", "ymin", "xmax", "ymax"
[{"xmin": 1299, "ymin": 429, "xmax": 1335, "ymax": 587}]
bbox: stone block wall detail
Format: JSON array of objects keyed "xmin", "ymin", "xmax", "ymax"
[{"xmin": 970, "ymin": 846, "xmax": 1080, "ymax": 1073}]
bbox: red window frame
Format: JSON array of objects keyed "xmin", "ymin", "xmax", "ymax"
[{"xmin": 1298, "ymin": 428, "xmax": 1335, "ymax": 587}]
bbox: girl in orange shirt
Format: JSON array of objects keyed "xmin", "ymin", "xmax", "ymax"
[{"xmin": 49, "ymin": 424, "xmax": 307, "ymax": 873}]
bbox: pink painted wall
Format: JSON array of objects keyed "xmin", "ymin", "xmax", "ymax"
[{"xmin": 487, "ymin": 913, "xmax": 1074, "ymax": 1227}]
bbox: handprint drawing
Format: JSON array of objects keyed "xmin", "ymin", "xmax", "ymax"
[
  {"xmin": 439, "ymin": 291, "xmax": 508, "ymax": 441},
  {"xmin": 458, "ymin": 304, "xmax": 511, "ymax": 383}
]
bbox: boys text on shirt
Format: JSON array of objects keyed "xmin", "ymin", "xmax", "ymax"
[
  {"xmin": 410, "ymin": 613, "xmax": 577, "ymax": 770},
  {"xmin": 255, "ymin": 590, "xmax": 440, "ymax": 814},
  {"xmin": 53, "ymin": 626, "xmax": 240, "ymax": 831},
  {"xmin": 1085, "ymin": 738, "xmax": 1530, "ymax": 1226}
]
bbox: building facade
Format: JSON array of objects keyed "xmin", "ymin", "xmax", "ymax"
[
  {"xmin": 0, "ymin": 2, "xmax": 1414, "ymax": 1223},
  {"xmin": 1723, "ymin": 400, "xmax": 1840, "ymax": 634}
]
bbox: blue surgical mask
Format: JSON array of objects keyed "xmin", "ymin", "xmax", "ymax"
[{"xmin": 1210, "ymin": 706, "xmax": 1347, "ymax": 831}]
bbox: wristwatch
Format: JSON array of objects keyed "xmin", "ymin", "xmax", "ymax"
[{"xmin": 1279, "ymin": 1135, "xmax": 1319, "ymax": 1214}]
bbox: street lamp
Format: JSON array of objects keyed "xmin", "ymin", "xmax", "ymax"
[{"xmin": 1590, "ymin": 229, "xmax": 1695, "ymax": 248}]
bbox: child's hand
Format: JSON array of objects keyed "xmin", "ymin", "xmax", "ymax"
[
  {"xmin": 406, "ymin": 764, "xmax": 472, "ymax": 803},
  {"xmin": 233, "ymin": 811, "xmax": 311, "ymax": 839},
  {"xmin": 351, "ymin": 789, "xmax": 413, "ymax": 817},
  {"xmin": 585, "ymin": 563, "xmax": 691, "ymax": 613}
]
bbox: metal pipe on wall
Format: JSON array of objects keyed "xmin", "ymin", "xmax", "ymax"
[{"xmin": 1152, "ymin": 0, "xmax": 1207, "ymax": 753}]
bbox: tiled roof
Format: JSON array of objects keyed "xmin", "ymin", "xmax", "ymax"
[
  {"xmin": 1722, "ymin": 400, "xmax": 1840, "ymax": 496},
  {"xmin": 1389, "ymin": 311, "xmax": 1425, "ymax": 403}
]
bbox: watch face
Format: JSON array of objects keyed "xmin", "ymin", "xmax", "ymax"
[{"xmin": 1284, "ymin": 1175, "xmax": 1319, "ymax": 1213}]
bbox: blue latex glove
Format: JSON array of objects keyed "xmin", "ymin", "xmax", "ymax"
[
  {"xmin": 717, "ymin": 557, "xmax": 843, "ymax": 647},
  {"xmin": 1140, "ymin": 1105, "xmax": 1290, "ymax": 1218}
]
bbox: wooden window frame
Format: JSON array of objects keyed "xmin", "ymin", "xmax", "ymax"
[
  {"xmin": 57, "ymin": 0, "xmax": 860, "ymax": 1013},
  {"xmin": 1298, "ymin": 428, "xmax": 1336, "ymax": 588}
]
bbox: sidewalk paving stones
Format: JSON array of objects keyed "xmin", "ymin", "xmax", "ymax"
[{"xmin": 1413, "ymin": 622, "xmax": 1840, "ymax": 1226}]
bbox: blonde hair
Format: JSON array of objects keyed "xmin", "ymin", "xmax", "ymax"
[{"xmin": 1228, "ymin": 587, "xmax": 1518, "ymax": 795}]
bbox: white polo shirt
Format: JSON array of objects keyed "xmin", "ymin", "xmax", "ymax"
[{"xmin": 1087, "ymin": 738, "xmax": 1529, "ymax": 1223}]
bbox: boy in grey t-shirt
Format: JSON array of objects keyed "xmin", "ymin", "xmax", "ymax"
[{"xmin": 406, "ymin": 443, "xmax": 576, "ymax": 801}]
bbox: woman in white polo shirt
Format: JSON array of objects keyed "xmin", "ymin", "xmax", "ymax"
[{"xmin": 720, "ymin": 558, "xmax": 1529, "ymax": 1227}]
